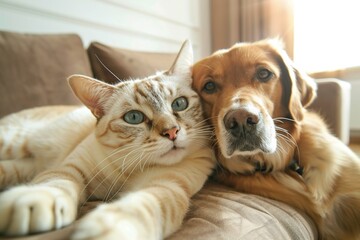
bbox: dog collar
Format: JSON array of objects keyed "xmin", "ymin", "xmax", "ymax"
[
  {"xmin": 254, "ymin": 162, "xmax": 268, "ymax": 173},
  {"xmin": 254, "ymin": 159, "xmax": 303, "ymax": 175},
  {"xmin": 288, "ymin": 158, "xmax": 304, "ymax": 175}
]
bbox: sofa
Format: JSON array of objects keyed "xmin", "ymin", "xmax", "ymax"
[{"xmin": 0, "ymin": 31, "xmax": 351, "ymax": 240}]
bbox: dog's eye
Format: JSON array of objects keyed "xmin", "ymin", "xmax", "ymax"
[
  {"xmin": 203, "ymin": 81, "xmax": 217, "ymax": 94},
  {"xmin": 257, "ymin": 68, "xmax": 273, "ymax": 82}
]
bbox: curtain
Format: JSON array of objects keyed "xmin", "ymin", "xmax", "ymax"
[{"xmin": 210, "ymin": 0, "xmax": 294, "ymax": 58}]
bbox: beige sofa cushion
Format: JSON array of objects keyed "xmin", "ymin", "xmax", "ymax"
[
  {"xmin": 8, "ymin": 182, "xmax": 317, "ymax": 240},
  {"xmin": 87, "ymin": 42, "xmax": 176, "ymax": 84},
  {"xmin": 169, "ymin": 182, "xmax": 317, "ymax": 240},
  {"xmin": 0, "ymin": 31, "xmax": 92, "ymax": 117}
]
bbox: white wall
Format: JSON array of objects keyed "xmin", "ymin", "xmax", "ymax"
[
  {"xmin": 341, "ymin": 67, "xmax": 360, "ymax": 134},
  {"xmin": 0, "ymin": 0, "xmax": 211, "ymax": 60},
  {"xmin": 349, "ymin": 80, "xmax": 360, "ymax": 133},
  {"xmin": 293, "ymin": 0, "xmax": 360, "ymax": 134}
]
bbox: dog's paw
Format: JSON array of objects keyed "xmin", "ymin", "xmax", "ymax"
[
  {"xmin": 0, "ymin": 185, "xmax": 76, "ymax": 236},
  {"xmin": 71, "ymin": 205, "xmax": 147, "ymax": 240}
]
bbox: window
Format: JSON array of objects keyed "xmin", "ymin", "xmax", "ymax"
[{"xmin": 293, "ymin": 0, "xmax": 360, "ymax": 73}]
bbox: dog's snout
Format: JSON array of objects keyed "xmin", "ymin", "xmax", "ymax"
[{"xmin": 224, "ymin": 109, "xmax": 260, "ymax": 136}]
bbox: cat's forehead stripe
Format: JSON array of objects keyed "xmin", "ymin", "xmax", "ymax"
[
  {"xmin": 132, "ymin": 80, "xmax": 167, "ymax": 112},
  {"xmin": 157, "ymin": 81, "xmax": 165, "ymax": 95},
  {"xmin": 134, "ymin": 83, "xmax": 147, "ymax": 101}
]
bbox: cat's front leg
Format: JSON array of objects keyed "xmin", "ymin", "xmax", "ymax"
[
  {"xmin": 72, "ymin": 190, "xmax": 170, "ymax": 240},
  {"xmin": 71, "ymin": 147, "xmax": 215, "ymax": 240},
  {"xmin": 71, "ymin": 201, "xmax": 149, "ymax": 240},
  {"xmin": 0, "ymin": 158, "xmax": 42, "ymax": 189},
  {"xmin": 0, "ymin": 183, "xmax": 77, "ymax": 236}
]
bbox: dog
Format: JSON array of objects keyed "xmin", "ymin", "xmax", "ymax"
[{"xmin": 192, "ymin": 39, "xmax": 360, "ymax": 240}]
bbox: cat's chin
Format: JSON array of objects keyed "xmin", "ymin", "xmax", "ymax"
[{"xmin": 158, "ymin": 147, "xmax": 187, "ymax": 165}]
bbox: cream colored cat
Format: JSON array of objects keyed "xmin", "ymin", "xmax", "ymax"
[{"xmin": 0, "ymin": 40, "xmax": 215, "ymax": 239}]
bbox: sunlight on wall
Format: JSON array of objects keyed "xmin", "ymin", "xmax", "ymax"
[{"xmin": 294, "ymin": 0, "xmax": 360, "ymax": 72}]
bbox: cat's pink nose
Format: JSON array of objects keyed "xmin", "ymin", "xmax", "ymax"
[{"xmin": 162, "ymin": 127, "xmax": 179, "ymax": 141}]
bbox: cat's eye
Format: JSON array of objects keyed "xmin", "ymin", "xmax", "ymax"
[
  {"xmin": 172, "ymin": 97, "xmax": 188, "ymax": 112},
  {"xmin": 256, "ymin": 68, "xmax": 274, "ymax": 82},
  {"xmin": 203, "ymin": 81, "xmax": 217, "ymax": 94},
  {"xmin": 123, "ymin": 110, "xmax": 144, "ymax": 124}
]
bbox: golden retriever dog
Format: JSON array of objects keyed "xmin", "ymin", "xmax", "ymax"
[{"xmin": 192, "ymin": 39, "xmax": 360, "ymax": 240}]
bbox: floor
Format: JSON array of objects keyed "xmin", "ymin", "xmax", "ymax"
[{"xmin": 349, "ymin": 137, "xmax": 360, "ymax": 157}]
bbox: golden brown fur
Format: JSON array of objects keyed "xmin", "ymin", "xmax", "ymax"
[{"xmin": 192, "ymin": 39, "xmax": 360, "ymax": 239}]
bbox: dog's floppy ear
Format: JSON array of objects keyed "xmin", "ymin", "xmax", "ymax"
[
  {"xmin": 265, "ymin": 39, "xmax": 317, "ymax": 121},
  {"xmin": 293, "ymin": 67, "xmax": 317, "ymax": 108}
]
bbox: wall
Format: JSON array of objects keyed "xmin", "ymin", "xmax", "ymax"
[
  {"xmin": 293, "ymin": 0, "xmax": 360, "ymax": 135},
  {"xmin": 0, "ymin": 0, "xmax": 211, "ymax": 60},
  {"xmin": 349, "ymin": 80, "xmax": 360, "ymax": 134},
  {"xmin": 342, "ymin": 67, "xmax": 360, "ymax": 135},
  {"xmin": 310, "ymin": 67, "xmax": 360, "ymax": 135}
]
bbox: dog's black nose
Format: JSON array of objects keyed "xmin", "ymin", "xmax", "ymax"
[{"xmin": 224, "ymin": 108, "xmax": 260, "ymax": 137}]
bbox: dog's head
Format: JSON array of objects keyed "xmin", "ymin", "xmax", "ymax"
[{"xmin": 192, "ymin": 39, "xmax": 317, "ymax": 173}]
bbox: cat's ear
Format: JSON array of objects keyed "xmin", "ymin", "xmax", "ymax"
[
  {"xmin": 68, "ymin": 74, "xmax": 116, "ymax": 118},
  {"xmin": 167, "ymin": 39, "xmax": 193, "ymax": 76}
]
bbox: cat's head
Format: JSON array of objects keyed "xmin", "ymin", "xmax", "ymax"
[{"xmin": 68, "ymin": 40, "xmax": 209, "ymax": 166}]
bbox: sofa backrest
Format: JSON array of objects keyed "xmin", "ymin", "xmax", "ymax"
[
  {"xmin": 87, "ymin": 42, "xmax": 176, "ymax": 84},
  {"xmin": 0, "ymin": 31, "xmax": 92, "ymax": 117},
  {"xmin": 0, "ymin": 31, "xmax": 177, "ymax": 118}
]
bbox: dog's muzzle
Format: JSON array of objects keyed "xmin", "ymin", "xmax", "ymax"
[
  {"xmin": 224, "ymin": 108, "xmax": 260, "ymax": 136},
  {"xmin": 223, "ymin": 107, "xmax": 276, "ymax": 156}
]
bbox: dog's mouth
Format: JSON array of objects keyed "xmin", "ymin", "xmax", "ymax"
[
  {"xmin": 227, "ymin": 136, "xmax": 274, "ymax": 156},
  {"xmin": 219, "ymin": 108, "xmax": 277, "ymax": 158}
]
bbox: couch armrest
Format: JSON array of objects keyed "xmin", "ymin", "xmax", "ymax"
[{"xmin": 309, "ymin": 78, "xmax": 351, "ymax": 144}]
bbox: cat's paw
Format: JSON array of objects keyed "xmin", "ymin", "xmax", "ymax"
[
  {"xmin": 0, "ymin": 185, "xmax": 76, "ymax": 236},
  {"xmin": 71, "ymin": 205, "xmax": 147, "ymax": 240}
]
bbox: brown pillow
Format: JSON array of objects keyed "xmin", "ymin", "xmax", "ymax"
[
  {"xmin": 0, "ymin": 31, "xmax": 93, "ymax": 117},
  {"xmin": 87, "ymin": 42, "xmax": 177, "ymax": 84}
]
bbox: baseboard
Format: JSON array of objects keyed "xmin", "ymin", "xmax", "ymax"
[{"xmin": 350, "ymin": 130, "xmax": 360, "ymax": 143}]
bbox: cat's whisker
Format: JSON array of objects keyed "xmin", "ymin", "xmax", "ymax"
[
  {"xmin": 188, "ymin": 136, "xmax": 213, "ymax": 144},
  {"xmin": 79, "ymin": 167, "xmax": 114, "ymax": 209},
  {"xmin": 109, "ymin": 153, "xmax": 153, "ymax": 203},
  {"xmin": 94, "ymin": 54, "xmax": 122, "ymax": 83},
  {"xmin": 79, "ymin": 145, "xmax": 135, "ymax": 186},
  {"xmin": 105, "ymin": 151, "xmax": 146, "ymax": 202},
  {"xmin": 80, "ymin": 147, "xmax": 141, "ymax": 209},
  {"xmin": 103, "ymin": 161, "xmax": 135, "ymax": 202},
  {"xmin": 103, "ymin": 146, "xmax": 149, "ymax": 200},
  {"xmin": 139, "ymin": 151, "xmax": 148, "ymax": 172},
  {"xmin": 191, "ymin": 118, "xmax": 211, "ymax": 127},
  {"xmin": 79, "ymin": 144, "xmax": 139, "ymax": 203},
  {"xmin": 192, "ymin": 125, "xmax": 214, "ymax": 132}
]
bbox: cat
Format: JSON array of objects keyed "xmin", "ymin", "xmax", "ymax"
[{"xmin": 0, "ymin": 40, "xmax": 215, "ymax": 240}]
